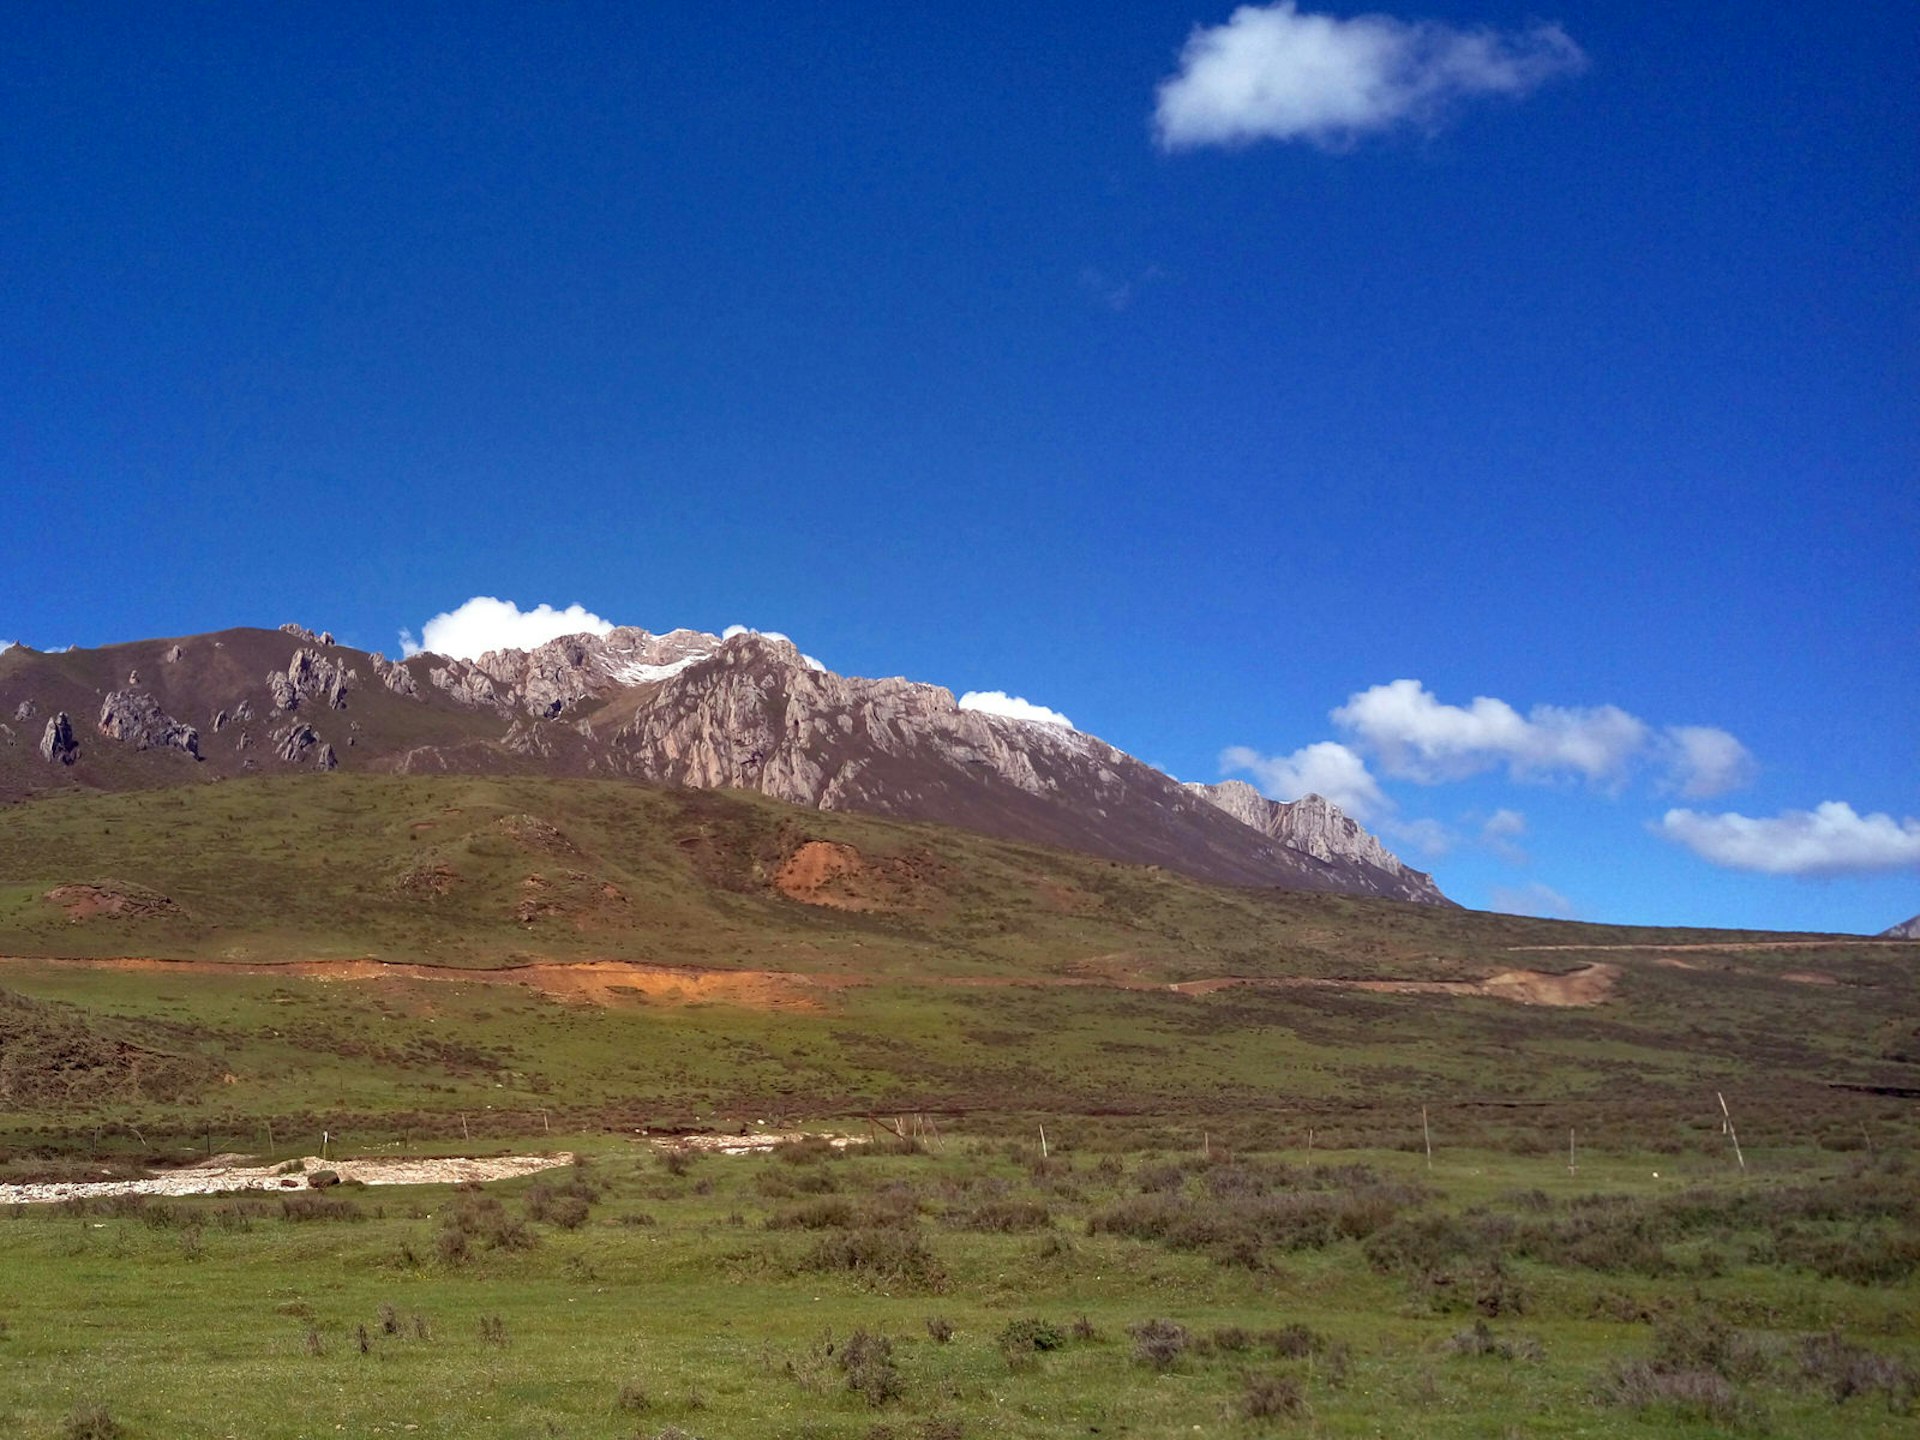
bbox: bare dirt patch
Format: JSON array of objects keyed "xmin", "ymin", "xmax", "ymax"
[
  {"xmin": 0, "ymin": 954, "xmax": 847, "ymax": 1013},
  {"xmin": 774, "ymin": 840, "xmax": 927, "ymax": 913},
  {"xmin": 44, "ymin": 882, "xmax": 181, "ymax": 922}
]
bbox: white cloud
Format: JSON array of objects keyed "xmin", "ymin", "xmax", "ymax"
[
  {"xmin": 1221, "ymin": 740, "xmax": 1387, "ymax": 821},
  {"xmin": 1382, "ymin": 816, "xmax": 1456, "ymax": 857},
  {"xmin": 1657, "ymin": 802, "xmax": 1920, "ymax": 877},
  {"xmin": 1154, "ymin": 2, "xmax": 1585, "ymax": 151},
  {"xmin": 1333, "ymin": 679, "xmax": 1649, "ymax": 787},
  {"xmin": 1479, "ymin": 807, "xmax": 1529, "ymax": 863},
  {"xmin": 1487, "ymin": 881, "xmax": 1577, "ymax": 920},
  {"xmin": 1661, "ymin": 725, "xmax": 1757, "ymax": 799},
  {"xmin": 0, "ymin": 639, "xmax": 14, "ymax": 654},
  {"xmin": 402, "ymin": 597, "xmax": 616, "ymax": 660},
  {"xmin": 1079, "ymin": 264, "xmax": 1167, "ymax": 312},
  {"xmin": 960, "ymin": 690, "xmax": 1075, "ymax": 730}
]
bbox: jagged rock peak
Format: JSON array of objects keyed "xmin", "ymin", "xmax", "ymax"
[
  {"xmin": 1881, "ymin": 914, "xmax": 1920, "ymax": 940},
  {"xmin": 1184, "ymin": 779, "xmax": 1446, "ymax": 905},
  {"xmin": 422, "ymin": 626, "xmax": 729, "ymax": 718},
  {"xmin": 97, "ymin": 691, "xmax": 200, "ymax": 760},
  {"xmin": 270, "ymin": 647, "xmax": 351, "ymax": 713}
]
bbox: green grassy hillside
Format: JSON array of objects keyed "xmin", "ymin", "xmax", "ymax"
[{"xmin": 0, "ymin": 776, "xmax": 1911, "ymax": 1165}]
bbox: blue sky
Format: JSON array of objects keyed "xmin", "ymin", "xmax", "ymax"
[{"xmin": 4, "ymin": 4, "xmax": 1915, "ymax": 932}]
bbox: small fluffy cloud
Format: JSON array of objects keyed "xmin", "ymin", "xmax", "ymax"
[
  {"xmin": 1381, "ymin": 816, "xmax": 1456, "ymax": 857},
  {"xmin": 1487, "ymin": 881, "xmax": 1577, "ymax": 920},
  {"xmin": 402, "ymin": 597, "xmax": 617, "ymax": 660},
  {"xmin": 0, "ymin": 639, "xmax": 14, "ymax": 654},
  {"xmin": 1221, "ymin": 740, "xmax": 1387, "ymax": 822},
  {"xmin": 1662, "ymin": 725, "xmax": 1757, "ymax": 799},
  {"xmin": 1333, "ymin": 679, "xmax": 1650, "ymax": 787},
  {"xmin": 1657, "ymin": 802, "xmax": 1920, "ymax": 877},
  {"xmin": 959, "ymin": 691, "xmax": 1075, "ymax": 730},
  {"xmin": 1479, "ymin": 808, "xmax": 1529, "ymax": 864},
  {"xmin": 1154, "ymin": 2, "xmax": 1585, "ymax": 151}
]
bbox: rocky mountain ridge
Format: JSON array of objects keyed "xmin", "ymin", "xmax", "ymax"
[
  {"xmin": 1184, "ymin": 779, "xmax": 1444, "ymax": 904},
  {"xmin": 0, "ymin": 622, "xmax": 1449, "ymax": 904},
  {"xmin": 1881, "ymin": 914, "xmax": 1920, "ymax": 940}
]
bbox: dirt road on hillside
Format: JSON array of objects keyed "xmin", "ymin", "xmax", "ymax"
[{"xmin": 0, "ymin": 953, "xmax": 1622, "ymax": 1011}]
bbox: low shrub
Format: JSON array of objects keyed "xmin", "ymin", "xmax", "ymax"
[
  {"xmin": 1597, "ymin": 1361, "xmax": 1761, "ymax": 1428},
  {"xmin": 840, "ymin": 1328, "xmax": 903, "ymax": 1407},
  {"xmin": 60, "ymin": 1404, "xmax": 123, "ymax": 1440},
  {"xmin": 1798, "ymin": 1330, "xmax": 1918, "ymax": 1411},
  {"xmin": 997, "ymin": 1318, "xmax": 1066, "ymax": 1355},
  {"xmin": 1442, "ymin": 1319, "xmax": 1543, "ymax": 1362},
  {"xmin": 1129, "ymin": 1317, "xmax": 1189, "ymax": 1371},
  {"xmin": 801, "ymin": 1227, "xmax": 946, "ymax": 1291},
  {"xmin": 1239, "ymin": 1372, "xmax": 1305, "ymax": 1420}
]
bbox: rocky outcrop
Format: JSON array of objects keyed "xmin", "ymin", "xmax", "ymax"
[
  {"xmin": 1880, "ymin": 914, "xmax": 1920, "ymax": 940},
  {"xmin": 272, "ymin": 722, "xmax": 321, "ymax": 764},
  {"xmin": 427, "ymin": 661, "xmax": 504, "ymax": 710},
  {"xmin": 269, "ymin": 647, "xmax": 351, "ymax": 712},
  {"xmin": 39, "ymin": 712, "xmax": 77, "ymax": 764},
  {"xmin": 270, "ymin": 724, "xmax": 337, "ymax": 769},
  {"xmin": 422, "ymin": 627, "xmax": 722, "ymax": 718},
  {"xmin": 163, "ymin": 644, "xmax": 182, "ymax": 663},
  {"xmin": 14, "ymin": 699, "xmax": 36, "ymax": 721},
  {"xmin": 370, "ymin": 653, "xmax": 419, "ymax": 698},
  {"xmin": 502, "ymin": 719, "xmax": 555, "ymax": 757},
  {"xmin": 96, "ymin": 692, "xmax": 200, "ymax": 759},
  {"xmin": 1184, "ymin": 780, "xmax": 1448, "ymax": 905}
]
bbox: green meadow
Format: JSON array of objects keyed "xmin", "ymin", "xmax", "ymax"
[{"xmin": 0, "ymin": 777, "xmax": 1915, "ymax": 1436}]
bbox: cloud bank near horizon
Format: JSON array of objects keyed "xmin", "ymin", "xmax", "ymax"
[
  {"xmin": 959, "ymin": 690, "xmax": 1076, "ymax": 730},
  {"xmin": 1224, "ymin": 680, "xmax": 1756, "ymax": 826},
  {"xmin": 1488, "ymin": 880, "xmax": 1577, "ymax": 920},
  {"xmin": 1154, "ymin": 2, "xmax": 1585, "ymax": 151},
  {"xmin": 1329, "ymin": 679, "xmax": 1753, "ymax": 799},
  {"xmin": 1658, "ymin": 802, "xmax": 1920, "ymax": 877}
]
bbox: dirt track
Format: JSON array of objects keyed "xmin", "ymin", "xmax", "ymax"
[
  {"xmin": 0, "ymin": 1152, "xmax": 574, "ymax": 1206},
  {"xmin": 1169, "ymin": 962, "xmax": 1620, "ymax": 1008},
  {"xmin": 1506, "ymin": 939, "xmax": 1902, "ymax": 952},
  {"xmin": 0, "ymin": 953, "xmax": 1621, "ymax": 1010}
]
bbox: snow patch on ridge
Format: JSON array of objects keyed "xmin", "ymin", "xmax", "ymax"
[{"xmin": 607, "ymin": 655, "xmax": 705, "ymax": 685}]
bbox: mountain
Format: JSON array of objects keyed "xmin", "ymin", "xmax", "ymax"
[
  {"xmin": 0, "ymin": 622, "xmax": 1448, "ymax": 904},
  {"xmin": 1184, "ymin": 779, "xmax": 1445, "ymax": 905},
  {"xmin": 1881, "ymin": 914, "xmax": 1920, "ymax": 939}
]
